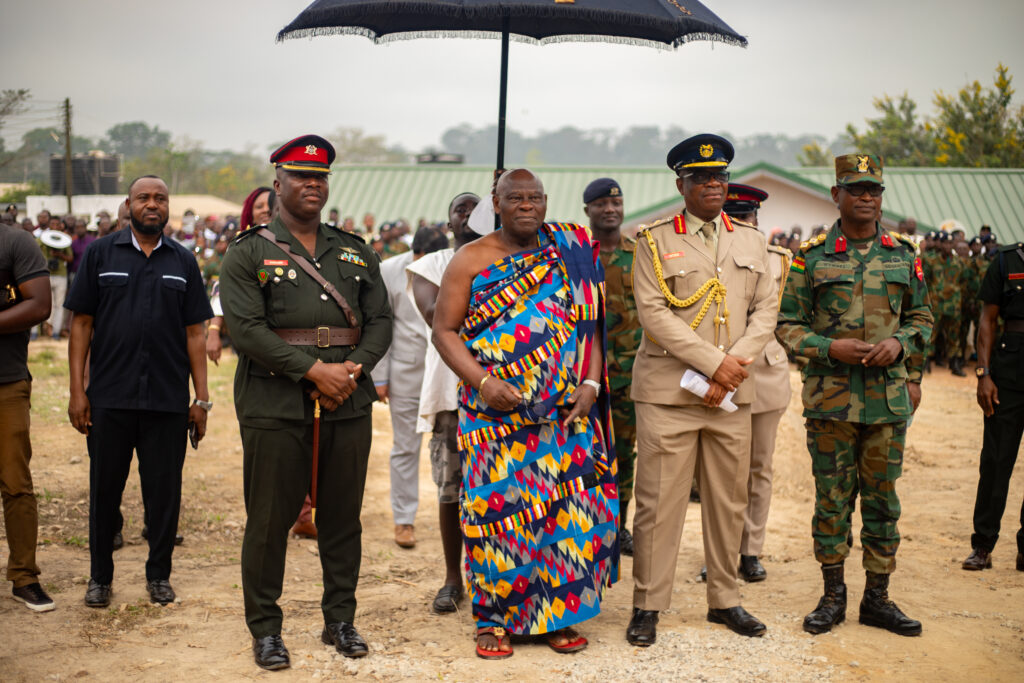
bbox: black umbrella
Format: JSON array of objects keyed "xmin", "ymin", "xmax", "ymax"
[{"xmin": 279, "ymin": 0, "xmax": 747, "ymax": 170}]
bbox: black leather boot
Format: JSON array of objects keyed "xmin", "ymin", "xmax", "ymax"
[
  {"xmin": 858, "ymin": 572, "xmax": 922, "ymax": 636},
  {"xmin": 803, "ymin": 563, "xmax": 846, "ymax": 634}
]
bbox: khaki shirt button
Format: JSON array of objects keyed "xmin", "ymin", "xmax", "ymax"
[
  {"xmin": 747, "ymin": 264, "xmax": 754, "ymax": 270},
  {"xmin": 718, "ymin": 344, "xmax": 725, "ymax": 350},
  {"xmin": 717, "ymin": 267, "xmax": 723, "ymax": 273},
  {"xmin": 320, "ymin": 293, "xmax": 329, "ymax": 301},
  {"xmin": 679, "ymin": 269, "xmax": 685, "ymax": 275}
]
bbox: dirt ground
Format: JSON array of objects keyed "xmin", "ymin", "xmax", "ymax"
[{"xmin": 1, "ymin": 340, "xmax": 1022, "ymax": 682}]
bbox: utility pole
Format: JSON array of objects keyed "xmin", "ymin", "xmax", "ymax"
[{"xmin": 63, "ymin": 97, "xmax": 72, "ymax": 214}]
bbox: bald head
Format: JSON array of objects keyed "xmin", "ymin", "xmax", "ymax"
[{"xmin": 495, "ymin": 168, "xmax": 544, "ymax": 197}]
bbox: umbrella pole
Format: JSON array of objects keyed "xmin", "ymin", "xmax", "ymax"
[{"xmin": 494, "ymin": 17, "xmax": 510, "ymax": 230}]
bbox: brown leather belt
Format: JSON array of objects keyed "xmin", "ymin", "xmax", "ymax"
[
  {"xmin": 1004, "ymin": 319, "xmax": 1024, "ymax": 333},
  {"xmin": 273, "ymin": 326, "xmax": 361, "ymax": 347}
]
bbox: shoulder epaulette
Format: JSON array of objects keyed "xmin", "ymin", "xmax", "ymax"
[
  {"xmin": 767, "ymin": 244, "xmax": 792, "ymax": 257},
  {"xmin": 623, "ymin": 233, "xmax": 637, "ymax": 244},
  {"xmin": 800, "ymin": 233, "xmax": 828, "ymax": 253},
  {"xmin": 730, "ymin": 217, "xmax": 758, "ymax": 230},
  {"xmin": 233, "ymin": 227, "xmax": 260, "ymax": 244},
  {"xmin": 891, "ymin": 231, "xmax": 919, "ymax": 253},
  {"xmin": 637, "ymin": 215, "xmax": 675, "ymax": 234}
]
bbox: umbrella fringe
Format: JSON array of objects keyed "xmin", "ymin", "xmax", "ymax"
[{"xmin": 278, "ymin": 25, "xmax": 746, "ymax": 49}]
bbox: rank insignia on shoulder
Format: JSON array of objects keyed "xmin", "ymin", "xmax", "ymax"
[
  {"xmin": 339, "ymin": 251, "xmax": 367, "ymax": 267},
  {"xmin": 914, "ymin": 257, "xmax": 924, "ymax": 281}
]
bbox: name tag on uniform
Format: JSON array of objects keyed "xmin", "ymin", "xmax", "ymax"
[
  {"xmin": 264, "ymin": 259, "xmax": 289, "ymax": 266},
  {"xmin": 339, "ymin": 252, "xmax": 367, "ymax": 267},
  {"xmin": 662, "ymin": 250, "xmax": 684, "ymax": 260}
]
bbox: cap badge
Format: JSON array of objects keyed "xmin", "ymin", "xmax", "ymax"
[
  {"xmin": 610, "ymin": 187, "xmax": 620, "ymax": 196},
  {"xmin": 305, "ymin": 145, "xmax": 318, "ymax": 156},
  {"xmin": 856, "ymin": 155, "xmax": 870, "ymax": 172},
  {"xmin": 700, "ymin": 144, "xmax": 714, "ymax": 158}
]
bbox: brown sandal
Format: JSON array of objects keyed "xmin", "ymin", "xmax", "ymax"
[{"xmin": 476, "ymin": 626, "xmax": 513, "ymax": 659}]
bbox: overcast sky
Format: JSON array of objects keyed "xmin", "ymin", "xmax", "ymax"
[{"xmin": 4, "ymin": 0, "xmax": 1023, "ymax": 157}]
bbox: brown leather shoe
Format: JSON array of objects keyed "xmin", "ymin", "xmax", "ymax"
[
  {"xmin": 962, "ymin": 548, "xmax": 992, "ymax": 570},
  {"xmin": 395, "ymin": 524, "xmax": 416, "ymax": 548}
]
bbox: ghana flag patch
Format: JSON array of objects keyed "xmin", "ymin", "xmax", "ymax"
[{"xmin": 791, "ymin": 256, "xmax": 806, "ymax": 273}]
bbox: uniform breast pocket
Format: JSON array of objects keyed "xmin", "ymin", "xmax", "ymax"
[
  {"xmin": 331, "ymin": 261, "xmax": 368, "ymax": 322},
  {"xmin": 266, "ymin": 277, "xmax": 298, "ymax": 314},
  {"xmin": 666, "ymin": 268, "xmax": 703, "ymax": 302},
  {"xmin": 98, "ymin": 271, "xmax": 129, "ymax": 288},
  {"xmin": 732, "ymin": 254, "xmax": 765, "ymax": 299},
  {"xmin": 882, "ymin": 267, "xmax": 910, "ymax": 313},
  {"xmin": 812, "ymin": 267, "xmax": 856, "ymax": 315}
]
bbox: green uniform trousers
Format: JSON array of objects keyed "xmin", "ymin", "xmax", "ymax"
[
  {"xmin": 609, "ymin": 385, "xmax": 636, "ymax": 506},
  {"xmin": 807, "ymin": 418, "xmax": 906, "ymax": 574},
  {"xmin": 241, "ymin": 413, "xmax": 371, "ymax": 638}
]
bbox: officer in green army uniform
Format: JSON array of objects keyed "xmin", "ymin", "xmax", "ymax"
[
  {"xmin": 583, "ymin": 177, "xmax": 638, "ymax": 555},
  {"xmin": 220, "ymin": 135, "xmax": 392, "ymax": 670},
  {"xmin": 776, "ymin": 153, "xmax": 932, "ymax": 637},
  {"xmin": 925, "ymin": 230, "xmax": 966, "ymax": 375}
]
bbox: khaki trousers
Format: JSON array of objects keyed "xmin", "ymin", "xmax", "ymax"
[
  {"xmin": 740, "ymin": 407, "xmax": 784, "ymax": 556},
  {"xmin": 0, "ymin": 379, "xmax": 40, "ymax": 587},
  {"xmin": 633, "ymin": 401, "xmax": 750, "ymax": 610}
]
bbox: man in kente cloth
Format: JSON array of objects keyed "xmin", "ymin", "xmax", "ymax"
[{"xmin": 433, "ymin": 169, "xmax": 619, "ymax": 659}]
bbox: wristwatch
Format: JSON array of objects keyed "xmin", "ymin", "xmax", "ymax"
[
  {"xmin": 975, "ymin": 366, "xmax": 990, "ymax": 378},
  {"xmin": 193, "ymin": 398, "xmax": 214, "ymax": 411}
]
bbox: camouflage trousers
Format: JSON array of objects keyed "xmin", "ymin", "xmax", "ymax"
[
  {"xmin": 806, "ymin": 418, "xmax": 907, "ymax": 574},
  {"xmin": 931, "ymin": 313, "xmax": 962, "ymax": 359},
  {"xmin": 609, "ymin": 385, "xmax": 636, "ymax": 505}
]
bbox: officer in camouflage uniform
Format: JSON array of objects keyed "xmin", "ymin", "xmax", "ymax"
[
  {"xmin": 584, "ymin": 177, "xmax": 638, "ymax": 555},
  {"xmin": 220, "ymin": 135, "xmax": 392, "ymax": 670},
  {"xmin": 938, "ymin": 226, "xmax": 967, "ymax": 375},
  {"xmin": 919, "ymin": 233, "xmax": 942, "ymax": 372},
  {"xmin": 776, "ymin": 154, "xmax": 932, "ymax": 637}
]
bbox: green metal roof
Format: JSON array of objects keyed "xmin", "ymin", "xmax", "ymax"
[
  {"xmin": 781, "ymin": 165, "xmax": 1024, "ymax": 243},
  {"xmin": 326, "ymin": 163, "xmax": 1024, "ymax": 243},
  {"xmin": 326, "ymin": 165, "xmax": 670, "ymax": 227}
]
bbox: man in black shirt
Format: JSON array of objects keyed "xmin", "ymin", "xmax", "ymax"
[
  {"xmin": 0, "ymin": 221, "xmax": 54, "ymax": 611},
  {"xmin": 66, "ymin": 175, "xmax": 213, "ymax": 607},
  {"xmin": 962, "ymin": 241, "xmax": 1024, "ymax": 572}
]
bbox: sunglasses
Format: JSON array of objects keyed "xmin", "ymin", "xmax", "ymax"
[
  {"xmin": 682, "ymin": 170, "xmax": 730, "ymax": 185},
  {"xmin": 842, "ymin": 184, "xmax": 885, "ymax": 197}
]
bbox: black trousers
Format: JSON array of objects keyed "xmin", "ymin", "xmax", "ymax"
[
  {"xmin": 87, "ymin": 407, "xmax": 187, "ymax": 584},
  {"xmin": 240, "ymin": 413, "xmax": 371, "ymax": 638},
  {"xmin": 971, "ymin": 338, "xmax": 1024, "ymax": 555}
]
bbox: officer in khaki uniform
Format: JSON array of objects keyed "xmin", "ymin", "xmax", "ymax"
[
  {"xmin": 627, "ymin": 135, "xmax": 779, "ymax": 644},
  {"xmin": 723, "ymin": 184, "xmax": 793, "ymax": 582},
  {"xmin": 220, "ymin": 136, "xmax": 392, "ymax": 670}
]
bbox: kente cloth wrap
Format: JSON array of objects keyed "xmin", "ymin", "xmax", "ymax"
[{"xmin": 458, "ymin": 223, "xmax": 620, "ymax": 633}]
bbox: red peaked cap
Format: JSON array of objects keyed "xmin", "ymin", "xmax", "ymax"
[
  {"xmin": 723, "ymin": 183, "xmax": 768, "ymax": 215},
  {"xmin": 270, "ymin": 134, "xmax": 335, "ymax": 173}
]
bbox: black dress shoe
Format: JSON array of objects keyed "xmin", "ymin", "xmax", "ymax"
[
  {"xmin": 626, "ymin": 607, "xmax": 658, "ymax": 646},
  {"xmin": 84, "ymin": 579, "xmax": 111, "ymax": 608},
  {"xmin": 322, "ymin": 622, "xmax": 368, "ymax": 658},
  {"xmin": 432, "ymin": 583, "xmax": 463, "ymax": 614},
  {"xmin": 619, "ymin": 526, "xmax": 634, "ymax": 556},
  {"xmin": 707, "ymin": 606, "xmax": 767, "ymax": 637},
  {"xmin": 1017, "ymin": 552, "xmax": 1024, "ymax": 572},
  {"xmin": 739, "ymin": 555, "xmax": 767, "ymax": 582},
  {"xmin": 146, "ymin": 579, "xmax": 176, "ymax": 605},
  {"xmin": 962, "ymin": 547, "xmax": 992, "ymax": 570},
  {"xmin": 252, "ymin": 635, "xmax": 290, "ymax": 671},
  {"xmin": 112, "ymin": 531, "xmax": 124, "ymax": 551}
]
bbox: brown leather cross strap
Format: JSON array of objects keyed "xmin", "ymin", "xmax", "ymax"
[
  {"xmin": 255, "ymin": 227, "xmax": 360, "ymax": 329},
  {"xmin": 273, "ymin": 326, "xmax": 360, "ymax": 347}
]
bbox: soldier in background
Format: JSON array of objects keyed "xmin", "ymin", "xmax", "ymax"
[
  {"xmin": 723, "ymin": 184, "xmax": 792, "ymax": 582},
  {"xmin": 776, "ymin": 154, "xmax": 932, "ymax": 637},
  {"xmin": 585, "ymin": 177, "xmax": 638, "ymax": 555}
]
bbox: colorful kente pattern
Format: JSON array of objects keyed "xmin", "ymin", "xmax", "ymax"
[{"xmin": 459, "ymin": 222, "xmax": 620, "ymax": 634}]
